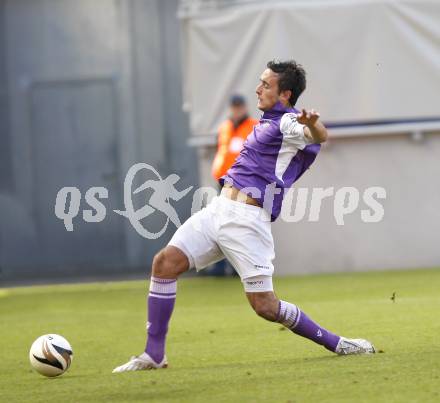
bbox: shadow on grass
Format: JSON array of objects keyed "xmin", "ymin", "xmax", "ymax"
[
  {"xmin": 32, "ymin": 374, "xmax": 91, "ymax": 381},
  {"xmin": 173, "ymin": 353, "xmax": 341, "ymax": 372}
]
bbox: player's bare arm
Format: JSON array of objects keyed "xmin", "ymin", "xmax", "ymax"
[{"xmin": 297, "ymin": 108, "xmax": 328, "ymax": 144}]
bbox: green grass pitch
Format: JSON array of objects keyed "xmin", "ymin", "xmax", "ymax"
[{"xmin": 1, "ymin": 268, "xmax": 439, "ymax": 402}]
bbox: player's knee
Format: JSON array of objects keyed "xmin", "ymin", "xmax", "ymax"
[
  {"xmin": 152, "ymin": 247, "xmax": 189, "ymax": 278},
  {"xmin": 152, "ymin": 250, "xmax": 176, "ymax": 277},
  {"xmin": 152, "ymin": 251, "xmax": 166, "ymax": 276}
]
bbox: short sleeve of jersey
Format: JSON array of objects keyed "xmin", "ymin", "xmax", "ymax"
[{"xmin": 279, "ymin": 113, "xmax": 313, "ymax": 150}]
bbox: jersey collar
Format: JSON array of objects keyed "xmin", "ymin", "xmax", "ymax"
[{"xmin": 261, "ymin": 101, "xmax": 298, "ymax": 120}]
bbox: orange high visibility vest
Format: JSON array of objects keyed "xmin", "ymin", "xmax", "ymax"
[{"xmin": 211, "ymin": 117, "xmax": 258, "ymax": 181}]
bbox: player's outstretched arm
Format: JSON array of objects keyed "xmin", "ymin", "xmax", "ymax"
[{"xmin": 297, "ymin": 108, "xmax": 328, "ymax": 144}]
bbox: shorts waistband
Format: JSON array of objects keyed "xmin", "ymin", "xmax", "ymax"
[
  {"xmin": 216, "ymin": 194, "xmax": 271, "ymax": 222},
  {"xmin": 220, "ymin": 185, "xmax": 261, "ymax": 207}
]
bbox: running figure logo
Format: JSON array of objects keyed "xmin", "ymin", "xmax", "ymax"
[{"xmin": 114, "ymin": 163, "xmax": 193, "ymax": 239}]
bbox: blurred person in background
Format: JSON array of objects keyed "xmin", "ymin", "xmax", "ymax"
[{"xmin": 211, "ymin": 94, "xmax": 258, "ymax": 182}]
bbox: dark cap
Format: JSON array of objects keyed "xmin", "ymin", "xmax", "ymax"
[{"xmin": 230, "ymin": 94, "xmax": 246, "ymax": 106}]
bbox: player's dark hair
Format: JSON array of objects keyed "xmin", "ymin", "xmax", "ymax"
[{"xmin": 267, "ymin": 59, "xmax": 306, "ymax": 106}]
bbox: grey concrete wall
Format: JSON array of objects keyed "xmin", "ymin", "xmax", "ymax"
[
  {"xmin": 0, "ymin": 0, "xmax": 198, "ymax": 282},
  {"xmin": 197, "ymin": 132, "xmax": 440, "ymax": 275},
  {"xmin": 0, "ymin": 1, "xmax": 12, "ymax": 193}
]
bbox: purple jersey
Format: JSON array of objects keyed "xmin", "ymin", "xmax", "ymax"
[{"xmin": 220, "ymin": 101, "xmax": 321, "ymax": 221}]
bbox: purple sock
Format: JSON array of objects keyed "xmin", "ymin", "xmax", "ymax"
[
  {"xmin": 277, "ymin": 300, "xmax": 340, "ymax": 352},
  {"xmin": 145, "ymin": 277, "xmax": 177, "ymax": 363}
]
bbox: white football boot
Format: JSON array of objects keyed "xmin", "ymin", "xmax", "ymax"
[
  {"xmin": 112, "ymin": 352, "xmax": 168, "ymax": 373},
  {"xmin": 335, "ymin": 337, "xmax": 376, "ymax": 355}
]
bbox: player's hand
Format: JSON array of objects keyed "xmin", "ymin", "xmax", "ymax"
[{"xmin": 296, "ymin": 108, "xmax": 320, "ymax": 127}]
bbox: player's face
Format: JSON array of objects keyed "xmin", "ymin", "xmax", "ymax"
[{"xmin": 256, "ymin": 69, "xmax": 281, "ymax": 111}]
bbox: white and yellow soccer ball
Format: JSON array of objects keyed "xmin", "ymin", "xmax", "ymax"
[{"xmin": 29, "ymin": 334, "xmax": 73, "ymax": 377}]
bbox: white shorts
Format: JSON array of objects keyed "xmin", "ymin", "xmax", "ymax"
[{"xmin": 168, "ymin": 196, "xmax": 275, "ymax": 288}]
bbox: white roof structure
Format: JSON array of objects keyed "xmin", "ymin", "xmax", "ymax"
[{"xmin": 179, "ymin": 0, "xmax": 440, "ymax": 143}]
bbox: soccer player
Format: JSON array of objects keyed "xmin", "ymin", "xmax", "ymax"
[{"xmin": 113, "ymin": 60, "xmax": 375, "ymax": 373}]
